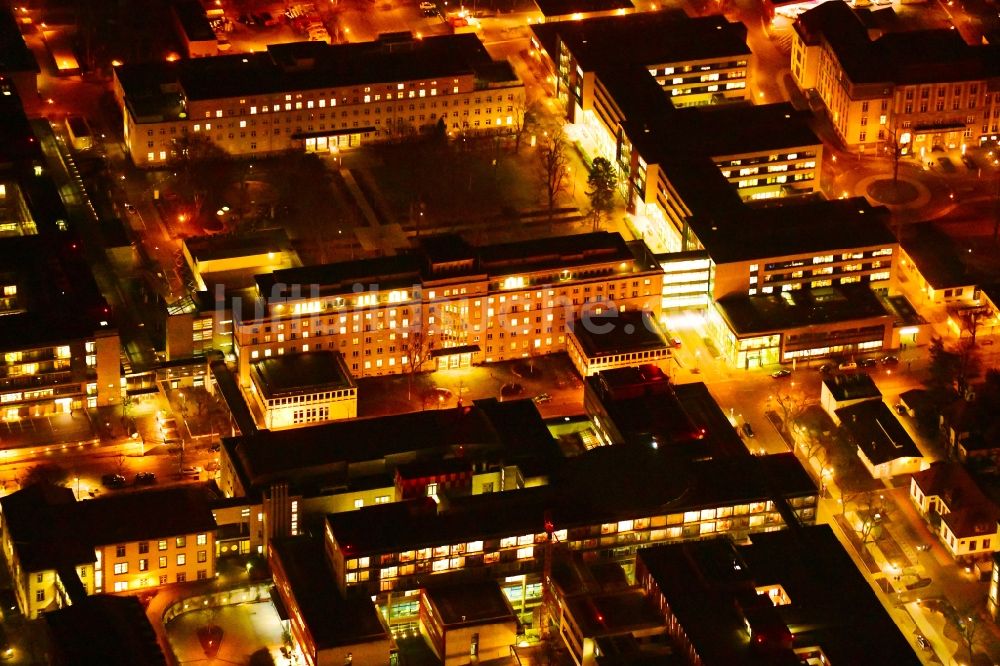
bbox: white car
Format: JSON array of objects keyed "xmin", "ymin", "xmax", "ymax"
[{"xmin": 419, "ymin": 1, "xmax": 436, "ymax": 9}]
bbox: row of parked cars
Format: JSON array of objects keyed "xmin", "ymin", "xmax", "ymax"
[{"xmin": 770, "ymin": 355, "xmax": 898, "ymax": 378}]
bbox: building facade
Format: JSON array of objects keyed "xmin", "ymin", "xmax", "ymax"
[
  {"xmin": 231, "ymin": 233, "xmax": 663, "ymax": 386},
  {"xmin": 114, "ymin": 33, "xmax": 525, "ymax": 167},
  {"xmin": 792, "ymin": 1, "xmax": 1000, "ymax": 151}
]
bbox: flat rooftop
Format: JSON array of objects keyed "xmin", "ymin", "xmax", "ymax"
[
  {"xmin": 326, "ymin": 449, "xmax": 815, "ymax": 556},
  {"xmin": 172, "ymin": 0, "xmax": 215, "ymax": 43},
  {"xmin": 564, "ymin": 589, "xmax": 664, "ymax": 637},
  {"xmin": 531, "ymin": 12, "xmax": 750, "ymax": 73},
  {"xmin": 0, "ymin": 235, "xmax": 111, "ymax": 352},
  {"xmin": 570, "ymin": 310, "xmax": 668, "ymax": 358},
  {"xmin": 45, "ymin": 595, "xmax": 166, "ymax": 666},
  {"xmin": 692, "ymin": 197, "xmax": 895, "ymax": 265},
  {"xmin": 822, "ymin": 373, "xmax": 882, "ymax": 402},
  {"xmin": 638, "ymin": 526, "xmax": 920, "ymax": 665},
  {"xmin": 223, "ymin": 398, "xmax": 561, "ymax": 495},
  {"xmin": 715, "ymin": 284, "xmax": 891, "ymax": 336},
  {"xmin": 271, "ymin": 536, "xmax": 388, "ymax": 650},
  {"xmin": 835, "ymin": 400, "xmax": 921, "ymax": 464},
  {"xmin": 587, "ymin": 371, "xmax": 747, "ymax": 459},
  {"xmin": 424, "ymin": 579, "xmax": 516, "ymax": 627},
  {"xmin": 532, "ymin": 0, "xmax": 634, "ymax": 17},
  {"xmin": 677, "ymin": 103, "xmax": 821, "ymax": 158},
  {"xmin": 185, "ymin": 228, "xmax": 294, "ymax": 265},
  {"xmin": 901, "ymin": 222, "xmax": 977, "ymax": 290},
  {"xmin": 251, "ymin": 351, "xmax": 355, "ymax": 399}
]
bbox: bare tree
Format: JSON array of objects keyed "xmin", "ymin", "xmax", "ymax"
[
  {"xmin": 885, "ymin": 127, "xmax": 904, "ymax": 191},
  {"xmin": 853, "ymin": 490, "xmax": 891, "ymax": 543},
  {"xmin": 769, "ymin": 390, "xmax": 807, "ymax": 436},
  {"xmin": 510, "ymin": 97, "xmax": 534, "ymax": 154},
  {"xmin": 21, "ymin": 463, "xmax": 70, "ymax": 488},
  {"xmin": 115, "ymin": 455, "xmax": 129, "ymax": 478},
  {"xmin": 948, "ymin": 606, "xmax": 982, "ymax": 665},
  {"xmin": 402, "ymin": 330, "xmax": 434, "ymax": 401},
  {"xmin": 537, "ymin": 129, "xmax": 570, "ymax": 220}
]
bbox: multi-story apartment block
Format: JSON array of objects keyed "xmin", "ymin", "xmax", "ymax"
[
  {"xmin": 0, "ymin": 82, "xmax": 121, "ymax": 419},
  {"xmin": 230, "ymin": 232, "xmax": 663, "ymax": 386},
  {"xmin": 114, "ymin": 32, "xmax": 525, "ymax": 167},
  {"xmin": 0, "ymin": 485, "xmax": 216, "ymax": 618},
  {"xmin": 793, "ymin": 1, "xmax": 1000, "ymax": 151}
]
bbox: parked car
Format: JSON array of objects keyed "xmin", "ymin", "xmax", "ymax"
[
  {"xmin": 671, "ymin": 337, "xmax": 682, "ymax": 348},
  {"xmin": 742, "ymin": 422, "xmax": 755, "ymax": 438},
  {"xmin": 818, "ymin": 363, "xmax": 835, "ymax": 374},
  {"xmin": 858, "ymin": 358, "xmax": 877, "ymax": 368},
  {"xmin": 838, "ymin": 361, "xmax": 858, "ymax": 371},
  {"xmin": 962, "ymin": 154, "xmax": 977, "ymax": 170},
  {"xmin": 916, "ymin": 634, "xmax": 931, "ymax": 650},
  {"xmin": 895, "ymin": 403, "xmax": 908, "ymax": 416},
  {"xmin": 533, "ymin": 393, "xmax": 552, "ymax": 403},
  {"xmin": 915, "ymin": 544, "xmax": 931, "ymax": 552},
  {"xmin": 937, "ymin": 156, "xmax": 956, "ymax": 172},
  {"xmin": 180, "ymin": 467, "xmax": 200, "ymax": 478},
  {"xmin": 101, "ymin": 473, "xmax": 126, "ymax": 488},
  {"xmin": 771, "ymin": 369, "xmax": 792, "ymax": 378},
  {"xmin": 880, "ymin": 355, "xmax": 899, "ymax": 365},
  {"xmin": 135, "ymin": 472, "xmax": 156, "ymax": 485}
]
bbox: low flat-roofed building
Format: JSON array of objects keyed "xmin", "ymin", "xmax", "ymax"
[
  {"xmin": 567, "ymin": 310, "xmax": 671, "ymax": 377},
  {"xmin": 531, "ymin": 0, "xmax": 634, "ymax": 22},
  {"xmin": 584, "ymin": 366, "xmax": 747, "ymax": 458},
  {"xmin": 910, "ymin": 462, "xmax": 1000, "ymax": 561},
  {"xmin": 836, "ymin": 400, "xmax": 926, "ymax": 478},
  {"xmin": 248, "ymin": 351, "xmax": 357, "ymax": 429},
  {"xmin": 898, "ymin": 223, "xmax": 980, "ymax": 311},
  {"xmin": 820, "ymin": 373, "xmax": 882, "ymax": 422},
  {"xmin": 182, "ymin": 228, "xmax": 298, "ymax": 292},
  {"xmin": 710, "ymin": 284, "xmax": 894, "ymax": 368},
  {"xmin": 0, "ymin": 484, "xmax": 217, "ymax": 618},
  {"xmin": 171, "ymin": 0, "xmax": 217, "ymax": 58},
  {"xmin": 44, "ymin": 594, "xmax": 167, "ymax": 666},
  {"xmin": 270, "ymin": 535, "xmax": 394, "ymax": 666},
  {"xmin": 558, "ymin": 588, "xmax": 666, "ymax": 666},
  {"xmin": 323, "ymin": 447, "xmax": 816, "ymax": 597},
  {"xmin": 636, "ymin": 526, "xmax": 920, "ymax": 665},
  {"xmin": 420, "ymin": 578, "xmax": 520, "ymax": 665}
]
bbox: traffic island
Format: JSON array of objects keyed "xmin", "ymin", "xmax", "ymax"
[{"xmin": 866, "ymin": 178, "xmax": 920, "ymax": 205}]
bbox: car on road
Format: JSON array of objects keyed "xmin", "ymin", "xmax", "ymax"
[
  {"xmin": 419, "ymin": 1, "xmax": 437, "ymax": 13},
  {"xmin": 962, "ymin": 154, "xmax": 977, "ymax": 170},
  {"xmin": 916, "ymin": 635, "xmax": 931, "ymax": 650},
  {"xmin": 771, "ymin": 369, "xmax": 792, "ymax": 378},
  {"xmin": 838, "ymin": 361, "xmax": 858, "ymax": 371},
  {"xmin": 101, "ymin": 473, "xmax": 126, "ymax": 488},
  {"xmin": 742, "ymin": 422, "xmax": 755, "ymax": 438},
  {"xmin": 895, "ymin": 403, "xmax": 908, "ymax": 416},
  {"xmin": 500, "ymin": 382, "xmax": 524, "ymax": 398},
  {"xmin": 671, "ymin": 337, "xmax": 682, "ymax": 348},
  {"xmin": 915, "ymin": 543, "xmax": 931, "ymax": 552},
  {"xmin": 818, "ymin": 363, "xmax": 835, "ymax": 374},
  {"xmin": 533, "ymin": 393, "xmax": 552, "ymax": 403},
  {"xmin": 123, "ymin": 202, "xmax": 136, "ymax": 214},
  {"xmin": 937, "ymin": 156, "xmax": 956, "ymax": 172},
  {"xmin": 858, "ymin": 358, "xmax": 877, "ymax": 368},
  {"xmin": 880, "ymin": 355, "xmax": 899, "ymax": 365},
  {"xmin": 135, "ymin": 472, "xmax": 156, "ymax": 485},
  {"xmin": 180, "ymin": 466, "xmax": 201, "ymax": 478},
  {"xmin": 982, "ymin": 338, "xmax": 995, "ymax": 346}
]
